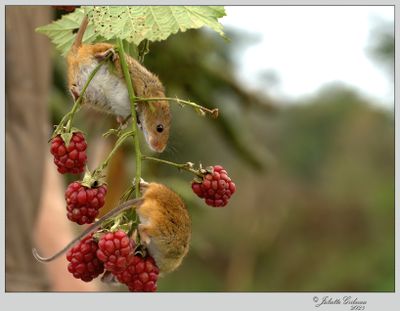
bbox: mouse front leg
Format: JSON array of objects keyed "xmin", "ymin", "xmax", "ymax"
[
  {"xmin": 116, "ymin": 114, "xmax": 131, "ymax": 130},
  {"xmin": 69, "ymin": 84, "xmax": 80, "ymax": 101},
  {"xmin": 131, "ymin": 178, "xmax": 150, "ymax": 194}
]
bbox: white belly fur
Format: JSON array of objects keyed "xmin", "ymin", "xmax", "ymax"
[{"xmin": 78, "ymin": 62, "xmax": 131, "ymax": 118}]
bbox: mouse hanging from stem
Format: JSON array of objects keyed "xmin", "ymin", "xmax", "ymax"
[
  {"xmin": 33, "ymin": 181, "xmax": 191, "ymax": 276},
  {"xmin": 67, "ymin": 14, "xmax": 171, "ymax": 153}
]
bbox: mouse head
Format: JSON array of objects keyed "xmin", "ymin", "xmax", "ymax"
[{"xmin": 140, "ymin": 99, "xmax": 171, "ymax": 153}]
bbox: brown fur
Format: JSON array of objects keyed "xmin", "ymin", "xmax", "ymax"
[
  {"xmin": 137, "ymin": 183, "xmax": 191, "ymax": 274},
  {"xmin": 67, "ymin": 39, "xmax": 171, "ymax": 152}
]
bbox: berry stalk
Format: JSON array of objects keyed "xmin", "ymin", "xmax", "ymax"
[
  {"xmin": 135, "ymin": 96, "xmax": 219, "ymax": 118},
  {"xmin": 141, "ymin": 155, "xmax": 203, "ymax": 177},
  {"xmin": 53, "ymin": 52, "xmax": 113, "ymax": 138},
  {"xmin": 93, "ymin": 130, "xmax": 135, "ymax": 178},
  {"xmin": 66, "ymin": 52, "xmax": 113, "ymax": 132}
]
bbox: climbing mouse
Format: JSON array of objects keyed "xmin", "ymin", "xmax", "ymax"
[
  {"xmin": 33, "ymin": 182, "xmax": 191, "ymax": 275},
  {"xmin": 67, "ymin": 15, "xmax": 171, "ymax": 153}
]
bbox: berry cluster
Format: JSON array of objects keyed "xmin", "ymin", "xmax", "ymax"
[
  {"xmin": 66, "ymin": 231, "xmax": 159, "ymax": 292},
  {"xmin": 50, "ymin": 132, "xmax": 87, "ymax": 174},
  {"xmin": 65, "ymin": 181, "xmax": 107, "ymax": 225},
  {"xmin": 96, "ymin": 230, "xmax": 134, "ymax": 273},
  {"xmin": 115, "ymin": 255, "xmax": 159, "ymax": 292},
  {"xmin": 191, "ymin": 165, "xmax": 236, "ymax": 207},
  {"xmin": 66, "ymin": 234, "xmax": 104, "ymax": 282}
]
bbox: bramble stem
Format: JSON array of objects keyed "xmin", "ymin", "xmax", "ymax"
[
  {"xmin": 141, "ymin": 155, "xmax": 203, "ymax": 177},
  {"xmin": 135, "ymin": 96, "xmax": 219, "ymax": 118},
  {"xmin": 65, "ymin": 53, "xmax": 113, "ymax": 132},
  {"xmin": 116, "ymin": 38, "xmax": 142, "ymax": 199}
]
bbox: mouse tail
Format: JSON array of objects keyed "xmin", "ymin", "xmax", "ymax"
[
  {"xmin": 32, "ymin": 197, "xmax": 144, "ymax": 263},
  {"xmin": 71, "ymin": 14, "xmax": 89, "ymax": 52}
]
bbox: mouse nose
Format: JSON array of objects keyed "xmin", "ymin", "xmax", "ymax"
[{"xmin": 150, "ymin": 138, "xmax": 165, "ymax": 153}]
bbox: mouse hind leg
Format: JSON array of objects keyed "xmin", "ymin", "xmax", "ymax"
[
  {"xmin": 91, "ymin": 43, "xmax": 117, "ymax": 62},
  {"xmin": 138, "ymin": 223, "xmax": 151, "ymax": 245}
]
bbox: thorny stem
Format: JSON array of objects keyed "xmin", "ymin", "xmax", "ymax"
[
  {"xmin": 141, "ymin": 155, "xmax": 203, "ymax": 177},
  {"xmin": 50, "ymin": 112, "xmax": 71, "ymax": 140},
  {"xmin": 116, "ymin": 39, "xmax": 142, "ymax": 199},
  {"xmin": 135, "ymin": 96, "xmax": 219, "ymax": 118}
]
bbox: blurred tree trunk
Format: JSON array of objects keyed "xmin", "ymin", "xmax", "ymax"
[{"xmin": 6, "ymin": 6, "xmax": 52, "ymax": 291}]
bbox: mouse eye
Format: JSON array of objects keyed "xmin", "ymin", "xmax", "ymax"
[{"xmin": 156, "ymin": 124, "xmax": 164, "ymax": 133}]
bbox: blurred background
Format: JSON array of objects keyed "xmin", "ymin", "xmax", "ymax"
[{"xmin": 6, "ymin": 6, "xmax": 394, "ymax": 291}]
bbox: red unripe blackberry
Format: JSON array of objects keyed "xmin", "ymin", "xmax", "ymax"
[
  {"xmin": 96, "ymin": 230, "xmax": 135, "ymax": 273},
  {"xmin": 115, "ymin": 255, "xmax": 159, "ymax": 292},
  {"xmin": 50, "ymin": 132, "xmax": 87, "ymax": 174},
  {"xmin": 65, "ymin": 181, "xmax": 107, "ymax": 225},
  {"xmin": 66, "ymin": 234, "xmax": 104, "ymax": 282},
  {"xmin": 191, "ymin": 165, "xmax": 236, "ymax": 207}
]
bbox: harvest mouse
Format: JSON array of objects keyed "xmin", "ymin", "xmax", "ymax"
[
  {"xmin": 67, "ymin": 15, "xmax": 171, "ymax": 153},
  {"xmin": 33, "ymin": 181, "xmax": 191, "ymax": 275}
]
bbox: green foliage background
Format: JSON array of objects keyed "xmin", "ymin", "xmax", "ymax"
[{"xmin": 49, "ymin": 10, "xmax": 394, "ymax": 291}]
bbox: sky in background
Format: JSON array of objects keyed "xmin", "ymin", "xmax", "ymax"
[{"xmin": 220, "ymin": 6, "xmax": 394, "ymax": 107}]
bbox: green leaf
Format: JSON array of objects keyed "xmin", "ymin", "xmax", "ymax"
[
  {"xmin": 36, "ymin": 6, "xmax": 226, "ymax": 56},
  {"xmin": 36, "ymin": 8, "xmax": 102, "ymax": 56},
  {"xmin": 88, "ymin": 6, "xmax": 226, "ymax": 44}
]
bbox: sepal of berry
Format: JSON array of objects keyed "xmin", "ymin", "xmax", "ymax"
[
  {"xmin": 65, "ymin": 180, "xmax": 107, "ymax": 225},
  {"xmin": 205, "ymin": 166, "xmax": 214, "ymax": 173},
  {"xmin": 80, "ymin": 170, "xmax": 106, "ymax": 188},
  {"xmin": 191, "ymin": 165, "xmax": 236, "ymax": 207},
  {"xmin": 96, "ymin": 230, "xmax": 135, "ymax": 273},
  {"xmin": 66, "ymin": 234, "xmax": 104, "ymax": 282},
  {"xmin": 60, "ymin": 132, "xmax": 73, "ymax": 148}
]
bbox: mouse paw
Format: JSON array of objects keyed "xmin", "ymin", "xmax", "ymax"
[
  {"xmin": 69, "ymin": 84, "xmax": 80, "ymax": 101},
  {"xmin": 116, "ymin": 116, "xmax": 128, "ymax": 130},
  {"xmin": 95, "ymin": 47, "xmax": 117, "ymax": 62},
  {"xmin": 132, "ymin": 178, "xmax": 149, "ymax": 193},
  {"xmin": 116, "ymin": 114, "xmax": 131, "ymax": 130}
]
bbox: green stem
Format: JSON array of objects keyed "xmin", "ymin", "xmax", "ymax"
[
  {"xmin": 141, "ymin": 155, "xmax": 202, "ymax": 177},
  {"xmin": 52, "ymin": 53, "xmax": 113, "ymax": 137},
  {"xmin": 66, "ymin": 53, "xmax": 113, "ymax": 132},
  {"xmin": 135, "ymin": 96, "xmax": 219, "ymax": 118},
  {"xmin": 116, "ymin": 38, "xmax": 142, "ymax": 199},
  {"xmin": 51, "ymin": 112, "xmax": 71, "ymax": 140},
  {"xmin": 95, "ymin": 130, "xmax": 134, "ymax": 173}
]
